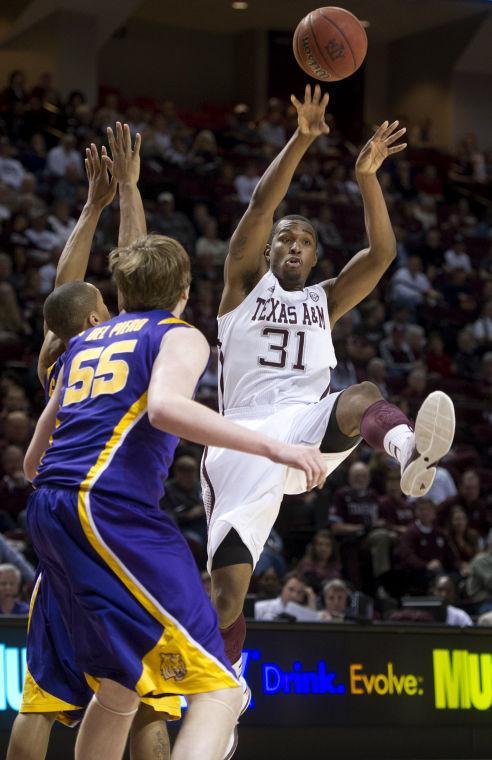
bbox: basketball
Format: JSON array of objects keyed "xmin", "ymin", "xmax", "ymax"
[{"xmin": 293, "ymin": 6, "xmax": 368, "ymax": 82}]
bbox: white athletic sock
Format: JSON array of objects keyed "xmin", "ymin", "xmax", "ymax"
[{"xmin": 383, "ymin": 424, "xmax": 415, "ymax": 469}]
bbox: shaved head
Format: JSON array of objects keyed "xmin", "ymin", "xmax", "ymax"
[
  {"xmin": 269, "ymin": 215, "xmax": 317, "ymax": 246},
  {"xmin": 44, "ymin": 282, "xmax": 100, "ymax": 341}
]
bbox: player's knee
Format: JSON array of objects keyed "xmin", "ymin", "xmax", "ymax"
[
  {"xmin": 354, "ymin": 381, "xmax": 382, "ymax": 405},
  {"xmin": 96, "ymin": 678, "xmax": 139, "ymax": 714}
]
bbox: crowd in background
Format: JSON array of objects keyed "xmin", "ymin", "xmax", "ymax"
[{"xmin": 0, "ymin": 70, "xmax": 491, "ymax": 626}]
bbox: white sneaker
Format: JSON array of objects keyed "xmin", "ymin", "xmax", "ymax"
[
  {"xmin": 222, "ymin": 678, "xmax": 251, "ymax": 760},
  {"xmin": 400, "ymin": 391, "xmax": 455, "ymax": 498}
]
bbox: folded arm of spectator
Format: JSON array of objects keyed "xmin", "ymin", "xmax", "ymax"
[
  {"xmin": 220, "ymin": 84, "xmax": 329, "ymax": 316},
  {"xmin": 107, "ymin": 122, "xmax": 146, "ymax": 248},
  {"xmin": 323, "ymin": 121, "xmax": 406, "ymax": 326}
]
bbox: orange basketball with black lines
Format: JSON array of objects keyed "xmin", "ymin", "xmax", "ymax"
[{"xmin": 293, "ymin": 7, "xmax": 368, "ymax": 82}]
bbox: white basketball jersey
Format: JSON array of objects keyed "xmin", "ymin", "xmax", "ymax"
[{"xmin": 217, "ymin": 270, "xmax": 337, "ymax": 411}]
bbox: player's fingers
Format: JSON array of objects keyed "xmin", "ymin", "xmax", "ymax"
[
  {"xmin": 84, "ymin": 157, "xmax": 91, "ymax": 181},
  {"xmin": 385, "ymin": 127, "xmax": 406, "ymax": 146},
  {"xmin": 116, "ymin": 121, "xmax": 124, "ymax": 149},
  {"xmin": 305, "ymin": 83, "xmax": 311, "ymax": 103},
  {"xmin": 321, "ymin": 122, "xmax": 330, "ymax": 135},
  {"xmin": 304, "ymin": 462, "xmax": 314, "ymax": 491},
  {"xmin": 290, "ymin": 94, "xmax": 302, "ymax": 111},
  {"xmin": 123, "ymin": 123, "xmax": 132, "ymax": 153},
  {"xmin": 313, "ymin": 83, "xmax": 321, "ymax": 105},
  {"xmin": 90, "ymin": 143, "xmax": 100, "ymax": 170},
  {"xmin": 382, "ymin": 120, "xmax": 399, "ymax": 140},
  {"xmin": 374, "ymin": 120, "xmax": 388, "ymax": 139},
  {"xmin": 133, "ymin": 132, "xmax": 142, "ymax": 156},
  {"xmin": 388, "ymin": 143, "xmax": 407, "ymax": 155},
  {"xmin": 107, "ymin": 126, "xmax": 116, "ymax": 156},
  {"xmin": 85, "ymin": 148, "xmax": 93, "ymax": 178},
  {"xmin": 320, "ymin": 92, "xmax": 329, "ymax": 108}
]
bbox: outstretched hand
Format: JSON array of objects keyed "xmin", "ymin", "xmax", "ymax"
[
  {"xmin": 291, "ymin": 83, "xmax": 330, "ymax": 139},
  {"xmin": 356, "ymin": 120, "xmax": 407, "ymax": 175},
  {"xmin": 85, "ymin": 143, "xmax": 117, "ymax": 210},
  {"xmin": 107, "ymin": 122, "xmax": 141, "ymax": 186}
]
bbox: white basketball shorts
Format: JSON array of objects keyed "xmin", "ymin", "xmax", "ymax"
[{"xmin": 201, "ymin": 392, "xmax": 360, "ymax": 571}]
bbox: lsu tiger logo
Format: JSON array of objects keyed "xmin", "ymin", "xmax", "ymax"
[{"xmin": 160, "ymin": 652, "xmax": 187, "ymax": 682}]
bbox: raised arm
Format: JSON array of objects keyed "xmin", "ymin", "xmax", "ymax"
[
  {"xmin": 107, "ymin": 122, "xmax": 146, "ymax": 247},
  {"xmin": 54, "ymin": 144, "xmax": 116, "ymax": 288},
  {"xmin": 148, "ymin": 327, "xmax": 326, "ymax": 490},
  {"xmin": 220, "ymin": 84, "xmax": 329, "ymax": 315},
  {"xmin": 324, "ymin": 121, "xmax": 406, "ymax": 326}
]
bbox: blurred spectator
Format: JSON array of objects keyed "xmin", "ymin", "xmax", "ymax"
[
  {"xmin": 437, "ymin": 470, "xmax": 490, "ymax": 539},
  {"xmin": 0, "ymin": 535, "xmax": 35, "ymax": 582},
  {"xmin": 406, "ymin": 325, "xmax": 426, "ymax": 363},
  {"xmin": 426, "ymin": 332, "xmax": 452, "ymax": 379},
  {"xmin": 196, "ymin": 218, "xmax": 228, "ymax": 264},
  {"xmin": 254, "ymin": 528, "xmax": 288, "ymax": 579},
  {"xmin": 0, "ymin": 138, "xmax": 26, "ymax": 190},
  {"xmin": 378, "ymin": 470, "xmax": 414, "ymax": 534},
  {"xmin": 466, "ymin": 531, "xmax": 492, "ymax": 612},
  {"xmin": 399, "ymin": 498, "xmax": 458, "ymax": 593},
  {"xmin": 472, "ymin": 299, "xmax": 492, "ymax": 347},
  {"xmin": 2, "ymin": 411, "xmax": 32, "ymax": 450},
  {"xmin": 254, "ymin": 572, "xmax": 317, "ymax": 621},
  {"xmin": 318, "ymin": 578, "xmax": 350, "ymax": 622},
  {"xmin": 330, "ymin": 338, "xmax": 358, "ymax": 391},
  {"xmin": 452, "ymin": 328, "xmax": 481, "ymax": 380},
  {"xmin": 330, "ymin": 462, "xmax": 380, "ymax": 535},
  {"xmin": 446, "ymin": 504, "xmax": 480, "ymax": 577},
  {"xmin": 0, "ymin": 564, "xmax": 29, "ymax": 615},
  {"xmin": 254, "ymin": 567, "xmax": 282, "ymax": 601},
  {"xmin": 48, "ymin": 199, "xmax": 76, "ymax": 247},
  {"xmin": 444, "ymin": 236, "xmax": 472, "ymax": 274},
  {"xmin": 258, "ymin": 99, "xmax": 286, "ymax": 152},
  {"xmin": 414, "ymin": 165, "xmax": 443, "ymax": 198},
  {"xmin": 234, "ymin": 162, "xmax": 261, "ymax": 204},
  {"xmin": 151, "ymin": 192, "xmax": 196, "ymax": 252},
  {"xmin": 46, "ymin": 134, "xmax": 83, "ymax": 179},
  {"xmin": 298, "ymin": 529, "xmax": 342, "ymax": 591},
  {"xmin": 0, "ymin": 445, "xmax": 31, "ymax": 529},
  {"xmin": 159, "ymin": 455, "xmax": 206, "ymax": 548},
  {"xmin": 380, "ymin": 326, "xmax": 415, "ymax": 376},
  {"xmin": 431, "ymin": 575, "xmax": 473, "ymax": 626},
  {"xmin": 424, "ymin": 466, "xmax": 458, "ymax": 505},
  {"xmin": 390, "ymin": 255, "xmax": 436, "ymax": 311},
  {"xmin": 366, "ymin": 357, "xmax": 389, "ymax": 398}
]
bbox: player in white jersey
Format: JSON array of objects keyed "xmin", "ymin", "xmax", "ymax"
[{"xmin": 202, "ymin": 85, "xmax": 455, "ymax": 746}]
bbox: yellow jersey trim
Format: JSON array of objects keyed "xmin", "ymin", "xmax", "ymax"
[
  {"xmin": 21, "ymin": 667, "xmax": 84, "ymax": 715},
  {"xmin": 27, "ymin": 574, "xmax": 42, "ymax": 633},
  {"xmin": 76, "ymin": 393, "xmax": 237, "ymax": 696},
  {"xmin": 157, "ymin": 317, "xmax": 191, "ymax": 327}
]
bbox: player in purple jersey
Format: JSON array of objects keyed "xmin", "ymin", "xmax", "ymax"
[
  {"xmin": 8, "ymin": 129, "xmax": 180, "ymax": 760},
  {"xmin": 19, "ymin": 231, "xmax": 326, "ymax": 760}
]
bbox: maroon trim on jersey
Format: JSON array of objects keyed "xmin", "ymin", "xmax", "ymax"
[
  {"xmin": 320, "ymin": 383, "xmax": 331, "ymax": 400},
  {"xmin": 201, "ymin": 446, "xmax": 216, "ymax": 523},
  {"xmin": 217, "ymin": 339, "xmax": 225, "ymax": 415}
]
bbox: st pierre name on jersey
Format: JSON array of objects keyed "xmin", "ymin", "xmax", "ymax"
[{"xmin": 251, "ymin": 295, "xmax": 327, "ymax": 329}]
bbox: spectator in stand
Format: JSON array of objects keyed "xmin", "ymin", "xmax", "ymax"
[
  {"xmin": 25, "ymin": 210, "xmax": 59, "ymax": 263},
  {"xmin": 298, "ymin": 529, "xmax": 342, "ymax": 592},
  {"xmin": 399, "ymin": 498, "xmax": 458, "ymax": 593},
  {"xmin": 254, "ymin": 528, "xmax": 288, "ymax": 579},
  {"xmin": 258, "ymin": 98, "xmax": 286, "ymax": 153},
  {"xmin": 413, "ymin": 194, "xmax": 438, "ymax": 230},
  {"xmin": 415, "ymin": 165, "xmax": 443, "ymax": 198},
  {"xmin": 0, "ymin": 444, "xmax": 31, "ymax": 530},
  {"xmin": 452, "ymin": 328, "xmax": 481, "ymax": 381},
  {"xmin": 318, "ymin": 579, "xmax": 350, "ymax": 622},
  {"xmin": 159, "ymin": 455, "xmax": 207, "ymax": 549},
  {"xmin": 406, "ymin": 324, "xmax": 426, "ymax": 362},
  {"xmin": 378, "ymin": 470, "xmax": 414, "ymax": 534},
  {"xmin": 48, "ymin": 199, "xmax": 76, "ymax": 247},
  {"xmin": 424, "ymin": 465, "xmax": 458, "ymax": 505},
  {"xmin": 366, "ymin": 357, "xmax": 389, "ymax": 399},
  {"xmin": 380, "ymin": 325, "xmax": 415, "ymax": 377},
  {"xmin": 195, "ymin": 218, "xmax": 228, "ymax": 264},
  {"xmin": 223, "ymin": 103, "xmax": 262, "ymax": 153},
  {"xmin": 446, "ymin": 505, "xmax": 480, "ymax": 578},
  {"xmin": 46, "ymin": 133, "xmax": 83, "ymax": 179},
  {"xmin": 189, "ymin": 130, "xmax": 221, "ymax": 176},
  {"xmin": 254, "ymin": 567, "xmax": 282, "ymax": 601},
  {"xmin": 441, "ymin": 266, "xmax": 477, "ymax": 318},
  {"xmin": 390, "ymin": 254, "xmax": 437, "ymax": 312},
  {"xmin": 254, "ymin": 572, "xmax": 317, "ymax": 621},
  {"xmin": 330, "ymin": 338, "xmax": 358, "ymax": 392},
  {"xmin": 437, "ymin": 470, "xmax": 490, "ymax": 540},
  {"xmin": 150, "ymin": 192, "xmax": 195, "ymax": 252},
  {"xmin": 401, "ymin": 368, "xmax": 429, "ymax": 418},
  {"xmin": 444, "ymin": 236, "xmax": 472, "ymax": 274},
  {"xmin": 426, "ymin": 331, "xmax": 452, "ymax": 379},
  {"xmin": 0, "ymin": 138, "xmax": 26, "ymax": 190},
  {"xmin": 472, "ymin": 299, "xmax": 492, "ymax": 347},
  {"xmin": 418, "ymin": 228, "xmax": 445, "ymax": 270},
  {"xmin": 0, "ymin": 564, "xmax": 28, "ymax": 615},
  {"xmin": 357, "ymin": 299, "xmax": 386, "ymax": 352},
  {"xmin": 466, "ymin": 531, "xmax": 492, "ymax": 612},
  {"xmin": 2, "ymin": 411, "xmax": 32, "ymax": 451},
  {"xmin": 0, "ymin": 535, "xmax": 35, "ymax": 582},
  {"xmin": 431, "ymin": 575, "xmax": 473, "ymax": 626},
  {"xmin": 234, "ymin": 162, "xmax": 261, "ymax": 204},
  {"xmin": 313, "ymin": 206, "xmax": 343, "ymax": 252}
]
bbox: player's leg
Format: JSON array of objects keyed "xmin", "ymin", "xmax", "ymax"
[
  {"xmin": 171, "ymin": 686, "xmax": 242, "ymax": 760},
  {"xmin": 6, "ymin": 712, "xmax": 56, "ymax": 760},
  {"xmin": 330, "ymin": 382, "xmax": 455, "ymax": 497},
  {"xmin": 129, "ymin": 704, "xmax": 170, "ymax": 760},
  {"xmin": 75, "ymin": 678, "xmax": 139, "ymax": 760}
]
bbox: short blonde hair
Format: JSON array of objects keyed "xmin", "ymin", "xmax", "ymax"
[{"xmin": 109, "ymin": 234, "xmax": 191, "ymax": 312}]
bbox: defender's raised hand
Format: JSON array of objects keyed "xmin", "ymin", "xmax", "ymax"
[
  {"xmin": 291, "ymin": 83, "xmax": 330, "ymax": 139},
  {"xmin": 107, "ymin": 121, "xmax": 141, "ymax": 186},
  {"xmin": 85, "ymin": 143, "xmax": 117, "ymax": 210},
  {"xmin": 356, "ymin": 120, "xmax": 407, "ymax": 175}
]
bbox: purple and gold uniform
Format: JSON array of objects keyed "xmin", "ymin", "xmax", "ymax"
[{"xmin": 24, "ymin": 310, "xmax": 237, "ymax": 719}]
